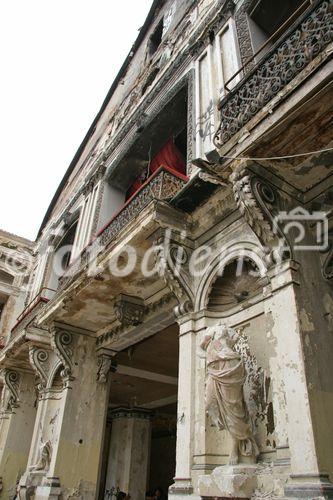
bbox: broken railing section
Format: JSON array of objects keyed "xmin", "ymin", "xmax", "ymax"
[
  {"xmin": 214, "ymin": 0, "xmax": 333, "ymax": 149},
  {"xmin": 58, "ymin": 166, "xmax": 188, "ymax": 290}
]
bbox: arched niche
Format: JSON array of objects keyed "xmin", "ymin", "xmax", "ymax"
[
  {"xmin": 198, "ymin": 251, "xmax": 278, "ymax": 463},
  {"xmin": 207, "ymin": 259, "xmax": 265, "ymax": 313},
  {"xmin": 196, "ymin": 243, "xmax": 268, "ymax": 312}
]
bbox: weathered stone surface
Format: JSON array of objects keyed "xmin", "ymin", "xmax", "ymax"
[{"xmin": 198, "ymin": 465, "xmax": 258, "ymax": 498}]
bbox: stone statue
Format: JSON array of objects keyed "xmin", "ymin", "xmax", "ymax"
[
  {"xmin": 200, "ymin": 323, "xmax": 259, "ymax": 465},
  {"xmin": 29, "ymin": 438, "xmax": 52, "ymax": 472}
]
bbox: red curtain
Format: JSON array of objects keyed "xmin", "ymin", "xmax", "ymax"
[
  {"xmin": 149, "ymin": 138, "xmax": 186, "ymax": 175},
  {"xmin": 126, "ymin": 138, "xmax": 186, "ymax": 200}
]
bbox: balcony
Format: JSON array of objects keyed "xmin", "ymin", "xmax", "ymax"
[
  {"xmin": 213, "ymin": 0, "xmax": 333, "ymax": 151},
  {"xmin": 11, "ymin": 287, "xmax": 56, "ymax": 336},
  {"xmin": 58, "ymin": 165, "xmax": 188, "ymax": 291}
]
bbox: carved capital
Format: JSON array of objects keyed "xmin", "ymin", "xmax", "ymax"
[
  {"xmin": 51, "ymin": 328, "xmax": 74, "ymax": 383},
  {"xmin": 1, "ymin": 369, "xmax": 20, "ymax": 413},
  {"xmin": 29, "ymin": 346, "xmax": 50, "ymax": 392},
  {"xmin": 96, "ymin": 349, "xmax": 117, "ymax": 384},
  {"xmin": 114, "ymin": 295, "xmax": 146, "ymax": 327}
]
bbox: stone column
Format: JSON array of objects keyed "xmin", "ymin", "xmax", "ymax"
[
  {"xmin": 0, "ymin": 369, "xmax": 36, "ymax": 499},
  {"xmin": 19, "ymin": 331, "xmax": 114, "ymax": 500},
  {"xmin": 266, "ymin": 261, "xmax": 333, "ymax": 498},
  {"xmin": 105, "ymin": 408, "xmax": 152, "ymax": 500}
]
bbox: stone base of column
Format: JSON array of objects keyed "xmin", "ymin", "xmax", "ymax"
[
  {"xmin": 284, "ymin": 473, "xmax": 333, "ymax": 499},
  {"xmin": 198, "ymin": 465, "xmax": 258, "ymax": 499},
  {"xmin": 18, "ymin": 473, "xmax": 61, "ymax": 500},
  {"xmin": 35, "ymin": 476, "xmax": 61, "ymax": 500},
  {"xmin": 169, "ymin": 478, "xmax": 194, "ymax": 496}
]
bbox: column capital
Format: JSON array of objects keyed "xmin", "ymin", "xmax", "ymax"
[
  {"xmin": 109, "ymin": 407, "xmax": 152, "ymax": 421},
  {"xmin": 96, "ymin": 348, "xmax": 117, "ymax": 384}
]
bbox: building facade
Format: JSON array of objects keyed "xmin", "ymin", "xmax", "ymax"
[{"xmin": 0, "ymin": 0, "xmax": 332, "ymax": 498}]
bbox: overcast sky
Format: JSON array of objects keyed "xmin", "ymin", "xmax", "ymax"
[{"xmin": 0, "ymin": 0, "xmax": 153, "ymax": 241}]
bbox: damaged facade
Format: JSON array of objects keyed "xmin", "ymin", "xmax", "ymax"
[{"xmin": 0, "ymin": 0, "xmax": 333, "ymax": 498}]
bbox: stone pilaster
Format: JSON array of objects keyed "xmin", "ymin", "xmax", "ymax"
[
  {"xmin": 266, "ymin": 261, "xmax": 333, "ymax": 499},
  {"xmin": 18, "ymin": 329, "xmax": 114, "ymax": 499},
  {"xmin": 169, "ymin": 313, "xmax": 198, "ymax": 500},
  {"xmin": 0, "ymin": 369, "xmax": 36, "ymax": 499},
  {"xmin": 105, "ymin": 408, "xmax": 152, "ymax": 500}
]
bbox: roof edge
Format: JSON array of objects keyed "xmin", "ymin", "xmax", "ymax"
[{"xmin": 37, "ymin": 0, "xmax": 165, "ymax": 240}]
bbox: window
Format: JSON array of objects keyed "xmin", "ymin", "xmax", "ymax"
[
  {"xmin": 0, "ymin": 302, "xmax": 4, "ymax": 321},
  {"xmin": 148, "ymin": 19, "xmax": 164, "ymax": 58},
  {"xmin": 0, "ymin": 269, "xmax": 14, "ymax": 286},
  {"xmin": 247, "ymin": 0, "xmax": 308, "ymax": 62},
  {"xmin": 0, "ymin": 295, "xmax": 8, "ymax": 324},
  {"xmin": 195, "ymin": 18, "xmax": 240, "ymax": 156},
  {"xmin": 56, "ymin": 220, "xmax": 79, "ymax": 271}
]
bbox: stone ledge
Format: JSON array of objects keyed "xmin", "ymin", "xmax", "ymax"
[{"xmin": 198, "ymin": 465, "xmax": 258, "ymax": 499}]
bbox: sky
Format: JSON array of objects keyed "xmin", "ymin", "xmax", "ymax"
[{"xmin": 0, "ymin": 0, "xmax": 153, "ymax": 241}]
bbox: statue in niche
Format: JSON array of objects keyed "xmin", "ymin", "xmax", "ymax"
[
  {"xmin": 29, "ymin": 438, "xmax": 52, "ymax": 472},
  {"xmin": 200, "ymin": 323, "xmax": 259, "ymax": 465}
]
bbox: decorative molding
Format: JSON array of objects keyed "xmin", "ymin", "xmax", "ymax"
[
  {"xmin": 188, "ymin": 0, "xmax": 235, "ymax": 58},
  {"xmin": 96, "ymin": 292, "xmax": 174, "ymax": 347},
  {"xmin": 230, "ymin": 163, "xmax": 292, "ymax": 264},
  {"xmin": 41, "ymin": 52, "xmax": 193, "ymax": 244},
  {"xmin": 51, "ymin": 328, "xmax": 74, "ymax": 382},
  {"xmin": 29, "ymin": 346, "xmax": 50, "ymax": 392},
  {"xmin": 1, "ymin": 369, "xmax": 20, "ymax": 413},
  {"xmin": 114, "ymin": 294, "xmax": 146, "ymax": 327},
  {"xmin": 58, "ymin": 167, "xmax": 187, "ymax": 290},
  {"xmin": 321, "ymin": 229, "xmax": 333, "ymax": 281},
  {"xmin": 154, "ymin": 233, "xmax": 194, "ymax": 318},
  {"xmin": 186, "ymin": 70, "xmax": 195, "ymax": 175},
  {"xmin": 82, "ymin": 162, "xmax": 107, "ymax": 196},
  {"xmin": 97, "ymin": 349, "xmax": 117, "ymax": 384},
  {"xmin": 105, "ymin": 70, "xmax": 194, "ymax": 182},
  {"xmin": 109, "ymin": 407, "xmax": 152, "ymax": 421},
  {"xmin": 234, "ymin": 0, "xmax": 255, "ymax": 69},
  {"xmin": 214, "ymin": 0, "xmax": 332, "ymax": 149}
]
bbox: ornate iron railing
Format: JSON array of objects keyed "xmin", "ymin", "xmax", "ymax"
[
  {"xmin": 58, "ymin": 166, "xmax": 187, "ymax": 290},
  {"xmin": 214, "ymin": 0, "xmax": 333, "ymax": 149}
]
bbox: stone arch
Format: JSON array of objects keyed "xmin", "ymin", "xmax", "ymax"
[{"xmin": 196, "ymin": 242, "xmax": 268, "ymax": 312}]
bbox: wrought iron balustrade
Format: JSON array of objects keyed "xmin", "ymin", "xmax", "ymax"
[
  {"xmin": 214, "ymin": 0, "xmax": 333, "ymax": 149},
  {"xmin": 58, "ymin": 165, "xmax": 188, "ymax": 290}
]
